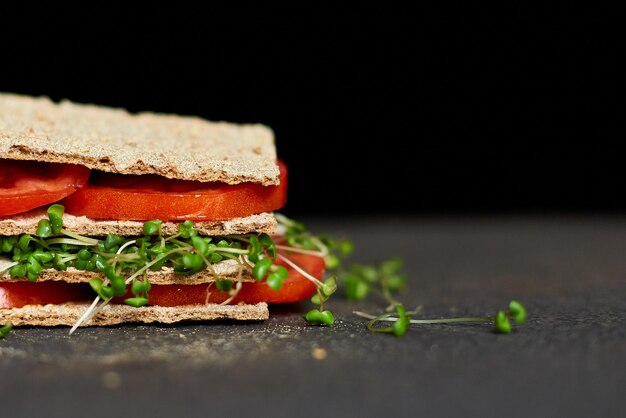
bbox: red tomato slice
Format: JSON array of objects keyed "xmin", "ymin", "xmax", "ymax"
[
  {"xmin": 0, "ymin": 160, "xmax": 90, "ymax": 216},
  {"xmin": 144, "ymin": 252, "xmax": 324, "ymax": 306},
  {"xmin": 0, "ymin": 252, "xmax": 324, "ymax": 309},
  {"xmin": 61, "ymin": 161, "xmax": 288, "ymax": 221},
  {"xmin": 0, "ymin": 281, "xmax": 94, "ymax": 309}
]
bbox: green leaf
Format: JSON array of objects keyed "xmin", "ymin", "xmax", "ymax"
[
  {"xmin": 338, "ymin": 240, "xmax": 354, "ymax": 257},
  {"xmin": 253, "ymin": 258, "xmax": 273, "ymax": 281},
  {"xmin": 215, "ymin": 279, "xmax": 234, "ymax": 292},
  {"xmin": 36, "ymin": 219, "xmax": 52, "ymax": 238},
  {"xmin": 325, "ymin": 254, "xmax": 340, "ymax": 269},
  {"xmin": 508, "ymin": 300, "xmax": 527, "ymax": 324},
  {"xmin": 259, "ymin": 233, "xmax": 276, "ymax": 258},
  {"xmin": 104, "ymin": 234, "xmax": 124, "ymax": 250},
  {"xmin": 494, "ymin": 311, "xmax": 512, "ymax": 334},
  {"xmin": 304, "ymin": 309, "xmax": 334, "ymax": 326},
  {"xmin": 191, "ymin": 236, "xmax": 208, "ymax": 255},
  {"xmin": 0, "ymin": 323, "xmax": 13, "ymax": 339},
  {"xmin": 124, "ymin": 297, "xmax": 149, "ymax": 307},
  {"xmin": 247, "ymin": 235, "xmax": 261, "ymax": 262},
  {"xmin": 182, "ymin": 253, "xmax": 203, "ymax": 270},
  {"xmin": 344, "ymin": 274, "xmax": 369, "ymax": 300},
  {"xmin": 143, "ymin": 220, "xmax": 162, "ymax": 236},
  {"xmin": 0, "ymin": 238, "xmax": 11, "ymax": 253},
  {"xmin": 131, "ymin": 279, "xmax": 151, "ymax": 296},
  {"xmin": 47, "ymin": 204, "xmax": 65, "ymax": 234},
  {"xmin": 266, "ymin": 273, "xmax": 285, "ymax": 290},
  {"xmin": 178, "ymin": 220, "xmax": 197, "ymax": 239},
  {"xmin": 18, "ymin": 235, "xmax": 33, "ymax": 252},
  {"xmin": 321, "ymin": 276, "xmax": 337, "ymax": 297},
  {"xmin": 391, "ymin": 305, "xmax": 409, "ymax": 337}
]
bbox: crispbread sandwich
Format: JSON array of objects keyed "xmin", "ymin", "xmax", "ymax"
[{"xmin": 0, "ymin": 93, "xmax": 328, "ymax": 331}]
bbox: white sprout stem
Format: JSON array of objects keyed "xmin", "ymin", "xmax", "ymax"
[
  {"xmin": 277, "ymin": 253, "xmax": 324, "ymax": 287},
  {"xmin": 274, "ymin": 212, "xmax": 295, "ymax": 227},
  {"xmin": 204, "ymin": 282, "xmax": 214, "ymax": 305},
  {"xmin": 219, "ymin": 281, "xmax": 243, "ymax": 306},
  {"xmin": 212, "ymin": 247, "xmax": 248, "ymax": 255},
  {"xmin": 220, "ymin": 265, "xmax": 244, "ymax": 306},
  {"xmin": 45, "ymin": 238, "xmax": 97, "ymax": 246},
  {"xmin": 116, "ymin": 240, "xmax": 136, "ymax": 254},
  {"xmin": 69, "ymin": 296, "xmax": 101, "ymax": 335},
  {"xmin": 124, "ymin": 248, "xmax": 188, "ymax": 285},
  {"xmin": 0, "ymin": 261, "xmax": 19, "ymax": 276},
  {"xmin": 60, "ymin": 230, "xmax": 99, "ymax": 246},
  {"xmin": 274, "ymin": 244, "xmax": 326, "ymax": 257},
  {"xmin": 72, "ymin": 248, "xmax": 187, "ymax": 334},
  {"xmin": 353, "ymin": 311, "xmax": 491, "ymax": 324},
  {"xmin": 60, "ymin": 255, "xmax": 78, "ymax": 264}
]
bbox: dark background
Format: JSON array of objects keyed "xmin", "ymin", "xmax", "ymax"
[{"xmin": 0, "ymin": 4, "xmax": 620, "ymax": 216}]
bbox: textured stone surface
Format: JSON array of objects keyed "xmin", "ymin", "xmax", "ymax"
[{"xmin": 1, "ymin": 217, "xmax": 624, "ymax": 418}]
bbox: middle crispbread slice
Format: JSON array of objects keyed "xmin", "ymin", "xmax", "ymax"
[
  {"xmin": 0, "ymin": 209, "xmax": 275, "ymax": 285},
  {"xmin": 0, "ymin": 259, "xmax": 256, "ymax": 285},
  {"xmin": 0, "ymin": 208, "xmax": 276, "ymax": 237}
]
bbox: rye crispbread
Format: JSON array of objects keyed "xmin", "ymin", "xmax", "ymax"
[
  {"xmin": 0, "ymin": 302, "xmax": 269, "ymax": 326},
  {"xmin": 0, "ymin": 208, "xmax": 276, "ymax": 237},
  {"xmin": 0, "ymin": 259, "xmax": 256, "ymax": 285},
  {"xmin": 0, "ymin": 93, "xmax": 279, "ymax": 185}
]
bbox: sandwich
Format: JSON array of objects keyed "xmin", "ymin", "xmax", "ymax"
[{"xmin": 0, "ymin": 93, "xmax": 329, "ymax": 331}]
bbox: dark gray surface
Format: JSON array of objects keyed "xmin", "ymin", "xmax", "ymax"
[{"xmin": 1, "ymin": 217, "xmax": 625, "ymax": 418}]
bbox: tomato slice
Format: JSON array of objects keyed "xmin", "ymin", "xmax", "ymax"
[
  {"xmin": 61, "ymin": 161, "xmax": 288, "ymax": 221},
  {"xmin": 0, "ymin": 252, "xmax": 324, "ymax": 309},
  {"xmin": 0, "ymin": 160, "xmax": 90, "ymax": 217},
  {"xmin": 144, "ymin": 252, "xmax": 323, "ymax": 306},
  {"xmin": 0, "ymin": 281, "xmax": 94, "ymax": 309}
]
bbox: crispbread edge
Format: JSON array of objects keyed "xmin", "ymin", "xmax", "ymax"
[
  {"xmin": 0, "ymin": 260, "xmax": 256, "ymax": 285},
  {"xmin": 0, "ymin": 209, "xmax": 277, "ymax": 237},
  {"xmin": 0, "ymin": 93, "xmax": 280, "ymax": 185},
  {"xmin": 0, "ymin": 302, "xmax": 269, "ymax": 326}
]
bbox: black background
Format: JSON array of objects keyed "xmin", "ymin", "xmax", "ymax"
[{"xmin": 0, "ymin": 4, "xmax": 621, "ymax": 216}]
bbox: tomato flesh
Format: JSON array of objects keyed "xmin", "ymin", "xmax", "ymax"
[
  {"xmin": 0, "ymin": 160, "xmax": 90, "ymax": 216},
  {"xmin": 0, "ymin": 281, "xmax": 94, "ymax": 309},
  {"xmin": 61, "ymin": 161, "xmax": 288, "ymax": 221},
  {"xmin": 0, "ymin": 252, "xmax": 324, "ymax": 309},
  {"xmin": 142, "ymin": 252, "xmax": 323, "ymax": 306}
]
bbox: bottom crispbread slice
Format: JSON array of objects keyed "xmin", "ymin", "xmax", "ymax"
[{"xmin": 0, "ymin": 302, "xmax": 268, "ymax": 326}]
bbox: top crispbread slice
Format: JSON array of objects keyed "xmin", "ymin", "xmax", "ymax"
[{"xmin": 0, "ymin": 93, "xmax": 279, "ymax": 185}]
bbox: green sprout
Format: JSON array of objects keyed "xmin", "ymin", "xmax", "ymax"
[
  {"xmin": 358, "ymin": 300, "xmax": 528, "ymax": 336},
  {"xmin": 0, "ymin": 323, "xmax": 13, "ymax": 339},
  {"xmin": 0, "ymin": 205, "xmax": 331, "ymax": 333}
]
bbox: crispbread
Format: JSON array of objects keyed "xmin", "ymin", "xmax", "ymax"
[
  {"xmin": 0, "ymin": 259, "xmax": 256, "ymax": 285},
  {"xmin": 0, "ymin": 93, "xmax": 279, "ymax": 185},
  {"xmin": 0, "ymin": 302, "xmax": 269, "ymax": 326},
  {"xmin": 0, "ymin": 208, "xmax": 276, "ymax": 237}
]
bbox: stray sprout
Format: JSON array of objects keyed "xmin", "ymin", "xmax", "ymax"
[
  {"xmin": 356, "ymin": 300, "xmax": 528, "ymax": 335},
  {"xmin": 0, "ymin": 322, "xmax": 13, "ymax": 338}
]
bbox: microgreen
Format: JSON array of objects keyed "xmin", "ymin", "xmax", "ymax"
[
  {"xmin": 0, "ymin": 322, "xmax": 12, "ymax": 338},
  {"xmin": 276, "ymin": 215, "xmax": 529, "ymax": 336},
  {"xmin": 1, "ymin": 207, "xmax": 529, "ymax": 337},
  {"xmin": 356, "ymin": 300, "xmax": 528, "ymax": 336},
  {"xmin": 0, "ymin": 205, "xmax": 328, "ymax": 333}
]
